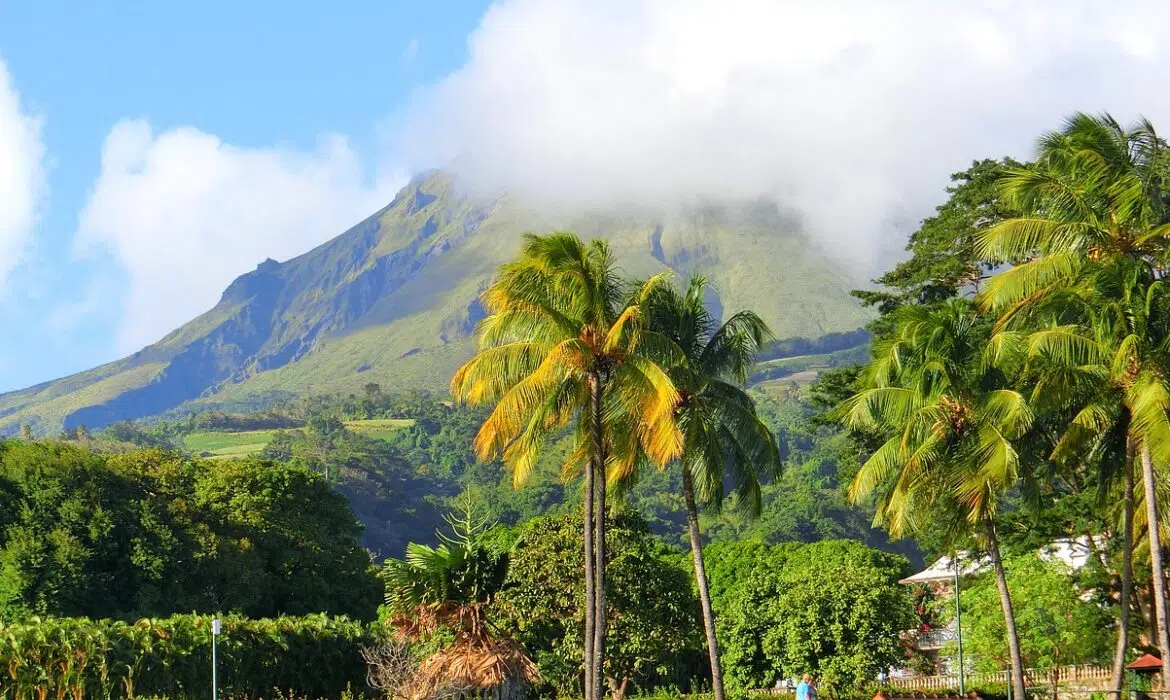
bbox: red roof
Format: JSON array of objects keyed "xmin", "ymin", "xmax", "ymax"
[{"xmin": 1127, "ymin": 653, "xmax": 1163, "ymax": 671}]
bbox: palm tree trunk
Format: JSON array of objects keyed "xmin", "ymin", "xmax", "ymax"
[
  {"xmin": 593, "ymin": 466, "xmax": 607, "ymax": 695},
  {"xmin": 595, "ymin": 472, "xmax": 607, "ymax": 700},
  {"xmin": 583, "ymin": 376, "xmax": 598, "ymax": 700},
  {"xmin": 1140, "ymin": 441, "xmax": 1170, "ymax": 691},
  {"xmin": 986, "ymin": 520, "xmax": 1026, "ymax": 700},
  {"xmin": 682, "ymin": 466, "xmax": 726, "ymax": 700},
  {"xmin": 1113, "ymin": 437, "xmax": 1136, "ymax": 695},
  {"xmin": 1142, "ymin": 582, "xmax": 1156, "ymax": 647},
  {"xmin": 589, "ymin": 372, "xmax": 606, "ymax": 700}
]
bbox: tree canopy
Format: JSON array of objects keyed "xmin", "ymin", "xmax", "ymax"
[
  {"xmin": 954, "ymin": 553, "xmax": 1112, "ymax": 673},
  {"xmin": 492, "ymin": 512, "xmax": 703, "ymax": 698},
  {"xmin": 714, "ymin": 539, "xmax": 912, "ymax": 692},
  {"xmin": 0, "ymin": 441, "xmax": 381, "ymax": 621}
]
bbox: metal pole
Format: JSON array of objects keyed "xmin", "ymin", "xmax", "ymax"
[
  {"xmin": 212, "ymin": 618, "xmax": 219, "ymax": 700},
  {"xmin": 955, "ymin": 553, "xmax": 966, "ymax": 694}
]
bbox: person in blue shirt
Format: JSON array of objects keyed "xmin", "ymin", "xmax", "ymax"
[{"xmin": 796, "ymin": 674, "xmax": 813, "ymax": 700}]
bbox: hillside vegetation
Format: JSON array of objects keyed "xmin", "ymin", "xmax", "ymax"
[{"xmin": 52, "ymin": 371, "xmax": 910, "ymax": 564}]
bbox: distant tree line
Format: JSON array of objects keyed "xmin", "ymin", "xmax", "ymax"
[{"xmin": 754, "ymin": 328, "xmax": 871, "ymax": 363}]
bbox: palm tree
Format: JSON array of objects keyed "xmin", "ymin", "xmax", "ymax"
[
  {"xmin": 643, "ymin": 276, "xmax": 781, "ymax": 700},
  {"xmin": 1011, "ymin": 310, "xmax": 1138, "ymax": 695},
  {"xmin": 450, "ymin": 232, "xmax": 683, "ymax": 700},
  {"xmin": 841, "ymin": 299, "xmax": 1033, "ymax": 700},
  {"xmin": 976, "ymin": 112, "xmax": 1170, "ymax": 688}
]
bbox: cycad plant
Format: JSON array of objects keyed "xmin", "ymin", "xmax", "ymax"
[
  {"xmin": 382, "ymin": 494, "xmax": 538, "ymax": 697},
  {"xmin": 841, "ymin": 299, "xmax": 1033, "ymax": 700},
  {"xmin": 382, "ymin": 494, "xmax": 509, "ymax": 638},
  {"xmin": 450, "ymin": 232, "xmax": 683, "ymax": 700},
  {"xmin": 643, "ymin": 275, "xmax": 780, "ymax": 700},
  {"xmin": 977, "ymin": 112, "xmax": 1170, "ymax": 689}
]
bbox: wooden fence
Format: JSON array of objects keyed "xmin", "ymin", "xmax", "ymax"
[{"xmin": 886, "ymin": 664, "xmax": 1114, "ymax": 691}]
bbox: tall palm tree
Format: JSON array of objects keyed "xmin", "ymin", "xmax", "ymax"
[
  {"xmin": 1011, "ymin": 310, "xmax": 1137, "ymax": 695},
  {"xmin": 976, "ymin": 112, "xmax": 1170, "ymax": 689},
  {"xmin": 643, "ymin": 276, "xmax": 781, "ymax": 700},
  {"xmin": 841, "ymin": 299, "xmax": 1034, "ymax": 700},
  {"xmin": 451, "ymin": 232, "xmax": 683, "ymax": 700}
]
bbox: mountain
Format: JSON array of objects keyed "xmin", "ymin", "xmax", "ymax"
[{"xmin": 0, "ymin": 171, "xmax": 871, "ymax": 435}]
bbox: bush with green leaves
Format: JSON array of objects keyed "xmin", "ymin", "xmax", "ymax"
[
  {"xmin": 0, "ymin": 613, "xmax": 373, "ymax": 699},
  {"xmin": 0, "ymin": 441, "xmax": 382, "ymax": 622},
  {"xmin": 950, "ymin": 553, "xmax": 1112, "ymax": 673},
  {"xmin": 715, "ymin": 539, "xmax": 913, "ymax": 692},
  {"xmin": 493, "ymin": 512, "xmax": 705, "ymax": 697}
]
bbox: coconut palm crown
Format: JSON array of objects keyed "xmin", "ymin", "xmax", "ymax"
[{"xmin": 450, "ymin": 232, "xmax": 683, "ymax": 485}]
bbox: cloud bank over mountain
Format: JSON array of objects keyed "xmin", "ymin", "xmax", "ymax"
[
  {"xmin": 70, "ymin": 0, "xmax": 1170, "ymax": 354},
  {"xmin": 393, "ymin": 0, "xmax": 1170, "ymax": 271}
]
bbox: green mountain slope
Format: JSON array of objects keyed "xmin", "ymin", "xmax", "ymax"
[{"xmin": 0, "ymin": 172, "xmax": 871, "ymax": 435}]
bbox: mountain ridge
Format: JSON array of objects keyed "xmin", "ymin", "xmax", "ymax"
[{"xmin": 0, "ymin": 171, "xmax": 871, "ymax": 435}]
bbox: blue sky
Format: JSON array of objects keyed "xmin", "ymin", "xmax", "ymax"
[
  {"xmin": 0, "ymin": 0, "xmax": 490, "ymax": 391},
  {"xmin": 3, "ymin": 0, "xmax": 1170, "ymax": 395}
]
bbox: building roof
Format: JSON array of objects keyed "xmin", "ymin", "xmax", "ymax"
[
  {"xmin": 898, "ymin": 554, "xmax": 986, "ymax": 585},
  {"xmin": 1040, "ymin": 537, "xmax": 1103, "ymax": 570},
  {"xmin": 1127, "ymin": 653, "xmax": 1162, "ymax": 671},
  {"xmin": 899, "ymin": 536, "xmax": 1103, "ymax": 586}
]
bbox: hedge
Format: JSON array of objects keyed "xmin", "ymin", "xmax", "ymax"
[{"xmin": 0, "ymin": 613, "xmax": 374, "ymax": 699}]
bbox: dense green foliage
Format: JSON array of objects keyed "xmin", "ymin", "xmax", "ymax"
[
  {"xmin": 15, "ymin": 384, "xmax": 910, "ymax": 577},
  {"xmin": 711, "ymin": 540, "xmax": 912, "ymax": 692},
  {"xmin": 954, "ymin": 554, "xmax": 1112, "ymax": 673},
  {"xmin": 381, "ymin": 496, "xmax": 509, "ymax": 621},
  {"xmin": 0, "ymin": 441, "xmax": 381, "ymax": 622},
  {"xmin": 493, "ymin": 512, "xmax": 704, "ymax": 697},
  {"xmin": 0, "ymin": 613, "xmax": 372, "ymax": 699},
  {"xmin": 263, "ymin": 420, "xmax": 448, "ymax": 558},
  {"xmin": 689, "ymin": 395, "xmax": 918, "ymax": 562}
]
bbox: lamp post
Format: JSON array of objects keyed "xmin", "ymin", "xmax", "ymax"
[
  {"xmin": 954, "ymin": 553, "xmax": 965, "ymax": 695},
  {"xmin": 211, "ymin": 618, "xmax": 221, "ymax": 700}
]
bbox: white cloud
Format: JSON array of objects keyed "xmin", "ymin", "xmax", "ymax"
[
  {"xmin": 394, "ymin": 0, "xmax": 1170, "ymax": 272},
  {"xmin": 76, "ymin": 120, "xmax": 402, "ymax": 353},
  {"xmin": 0, "ymin": 58, "xmax": 45, "ymax": 292}
]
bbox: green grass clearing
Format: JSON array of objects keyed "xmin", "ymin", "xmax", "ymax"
[
  {"xmin": 757, "ymin": 370, "xmax": 821, "ymax": 399},
  {"xmin": 344, "ymin": 418, "xmax": 415, "ymax": 441},
  {"xmin": 183, "ymin": 429, "xmax": 279, "ymax": 456},
  {"xmin": 182, "ymin": 419, "xmax": 414, "ymax": 459}
]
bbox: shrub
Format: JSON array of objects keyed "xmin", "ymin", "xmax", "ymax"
[
  {"xmin": 0, "ymin": 613, "xmax": 374, "ymax": 699},
  {"xmin": 0, "ymin": 442, "xmax": 382, "ymax": 622}
]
